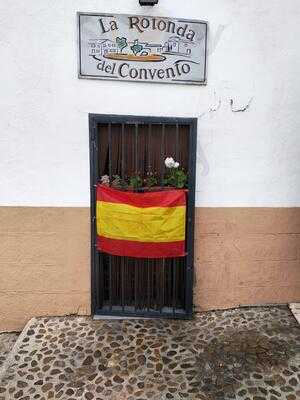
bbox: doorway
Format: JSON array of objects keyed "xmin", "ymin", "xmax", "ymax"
[{"xmin": 89, "ymin": 114, "xmax": 197, "ymax": 319}]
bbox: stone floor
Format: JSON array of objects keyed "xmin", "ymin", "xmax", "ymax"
[
  {"xmin": 0, "ymin": 333, "xmax": 19, "ymax": 370},
  {"xmin": 0, "ymin": 306, "xmax": 299, "ymax": 400},
  {"xmin": 290, "ymin": 303, "xmax": 300, "ymax": 325}
]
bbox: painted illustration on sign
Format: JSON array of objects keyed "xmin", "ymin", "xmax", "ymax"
[{"xmin": 78, "ymin": 13, "xmax": 208, "ymax": 85}]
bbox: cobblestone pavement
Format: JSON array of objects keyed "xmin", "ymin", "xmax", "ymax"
[
  {"xmin": 290, "ymin": 303, "xmax": 300, "ymax": 324},
  {"xmin": 0, "ymin": 306, "xmax": 299, "ymax": 399},
  {"xmin": 0, "ymin": 333, "xmax": 19, "ymax": 369}
]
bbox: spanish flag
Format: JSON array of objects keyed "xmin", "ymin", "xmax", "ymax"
[{"xmin": 96, "ymin": 184, "xmax": 186, "ymax": 258}]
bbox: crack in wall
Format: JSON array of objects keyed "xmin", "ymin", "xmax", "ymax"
[{"xmin": 230, "ymin": 97, "xmax": 253, "ymax": 112}]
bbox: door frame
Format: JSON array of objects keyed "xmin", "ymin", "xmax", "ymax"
[{"xmin": 89, "ymin": 114, "xmax": 197, "ymax": 318}]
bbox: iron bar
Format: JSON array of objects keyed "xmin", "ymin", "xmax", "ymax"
[
  {"xmin": 175, "ymin": 123, "xmax": 179, "ymax": 159},
  {"xmin": 172, "ymin": 260, "xmax": 177, "ymax": 316},
  {"xmin": 109, "ymin": 256, "xmax": 112, "ymax": 311},
  {"xmin": 134, "ymin": 124, "xmax": 138, "ymax": 310},
  {"xmin": 90, "ymin": 118, "xmax": 100, "ymax": 314},
  {"xmin": 160, "ymin": 124, "xmax": 165, "ymax": 186},
  {"xmin": 147, "ymin": 124, "xmax": 151, "ymax": 312},
  {"xmin": 121, "ymin": 124, "xmax": 125, "ymax": 179},
  {"xmin": 98, "ymin": 253, "xmax": 104, "ymax": 309},
  {"xmin": 147, "ymin": 260, "xmax": 151, "ymax": 311},
  {"xmin": 135, "ymin": 123, "xmax": 138, "ymax": 174},
  {"xmin": 108, "ymin": 123, "xmax": 112, "ymax": 180},
  {"xmin": 147, "ymin": 124, "xmax": 151, "ymax": 170}
]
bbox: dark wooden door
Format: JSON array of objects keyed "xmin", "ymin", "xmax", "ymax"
[{"xmin": 89, "ymin": 114, "xmax": 197, "ymax": 319}]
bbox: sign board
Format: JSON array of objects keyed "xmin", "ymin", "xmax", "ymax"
[{"xmin": 78, "ymin": 12, "xmax": 208, "ymax": 85}]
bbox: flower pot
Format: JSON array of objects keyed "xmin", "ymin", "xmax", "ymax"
[{"xmin": 107, "ymin": 184, "xmax": 187, "ymax": 193}]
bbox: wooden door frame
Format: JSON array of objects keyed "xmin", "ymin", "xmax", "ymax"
[{"xmin": 89, "ymin": 114, "xmax": 197, "ymax": 318}]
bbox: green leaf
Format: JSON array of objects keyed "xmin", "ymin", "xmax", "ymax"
[
  {"xmin": 116, "ymin": 37, "xmax": 128, "ymax": 53},
  {"xmin": 131, "ymin": 40, "xmax": 143, "ymax": 56}
]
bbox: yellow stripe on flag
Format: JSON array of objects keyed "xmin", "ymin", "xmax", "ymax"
[{"xmin": 97, "ymin": 201, "xmax": 186, "ymax": 243}]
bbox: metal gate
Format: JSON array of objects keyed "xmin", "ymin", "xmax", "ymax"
[{"xmin": 89, "ymin": 114, "xmax": 197, "ymax": 319}]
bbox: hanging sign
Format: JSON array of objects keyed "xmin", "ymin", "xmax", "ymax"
[{"xmin": 77, "ymin": 12, "xmax": 208, "ymax": 85}]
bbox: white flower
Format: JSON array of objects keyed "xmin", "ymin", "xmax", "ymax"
[
  {"xmin": 101, "ymin": 175, "xmax": 110, "ymax": 185},
  {"xmin": 165, "ymin": 157, "xmax": 175, "ymax": 168},
  {"xmin": 165, "ymin": 157, "xmax": 180, "ymax": 169}
]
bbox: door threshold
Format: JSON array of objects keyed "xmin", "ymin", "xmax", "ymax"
[{"xmin": 93, "ymin": 315, "xmax": 152, "ymax": 320}]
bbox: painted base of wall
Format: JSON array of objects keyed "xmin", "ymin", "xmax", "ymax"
[
  {"xmin": 194, "ymin": 208, "xmax": 300, "ymax": 311},
  {"xmin": 0, "ymin": 207, "xmax": 299, "ymax": 331},
  {"xmin": 0, "ymin": 208, "xmax": 91, "ymax": 332}
]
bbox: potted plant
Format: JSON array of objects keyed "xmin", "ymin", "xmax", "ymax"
[{"xmin": 100, "ymin": 156, "xmax": 187, "ymax": 192}]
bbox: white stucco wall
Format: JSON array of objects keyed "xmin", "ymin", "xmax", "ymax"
[{"xmin": 0, "ymin": 0, "xmax": 300, "ymax": 207}]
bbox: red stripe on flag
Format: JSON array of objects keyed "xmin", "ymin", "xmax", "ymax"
[
  {"xmin": 97, "ymin": 184, "xmax": 186, "ymax": 208},
  {"xmin": 97, "ymin": 236, "xmax": 186, "ymax": 259}
]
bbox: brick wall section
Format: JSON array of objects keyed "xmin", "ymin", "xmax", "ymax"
[{"xmin": 194, "ymin": 208, "xmax": 300, "ymax": 311}]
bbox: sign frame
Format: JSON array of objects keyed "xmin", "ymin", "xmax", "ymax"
[{"xmin": 77, "ymin": 12, "xmax": 208, "ymax": 86}]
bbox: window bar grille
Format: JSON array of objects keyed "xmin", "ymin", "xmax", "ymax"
[{"xmin": 93, "ymin": 118, "xmax": 194, "ymax": 317}]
